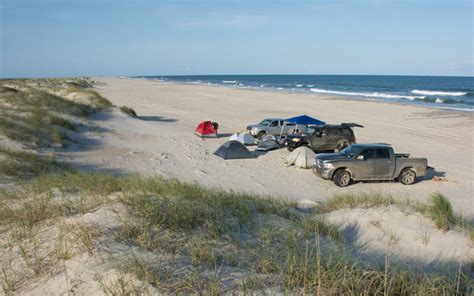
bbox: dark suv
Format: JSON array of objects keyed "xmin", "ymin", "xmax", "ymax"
[{"xmin": 284, "ymin": 123, "xmax": 363, "ymax": 152}]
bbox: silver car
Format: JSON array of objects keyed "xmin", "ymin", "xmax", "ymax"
[{"xmin": 246, "ymin": 118, "xmax": 302, "ymax": 139}]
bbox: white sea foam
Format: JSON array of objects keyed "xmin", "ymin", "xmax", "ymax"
[
  {"xmin": 222, "ymin": 80, "xmax": 237, "ymax": 84},
  {"xmin": 277, "ymin": 87, "xmax": 283, "ymax": 90},
  {"xmin": 435, "ymin": 98, "xmax": 444, "ymax": 103},
  {"xmin": 310, "ymin": 88, "xmax": 425, "ymax": 100},
  {"xmin": 306, "ymin": 84, "xmax": 314, "ymax": 87},
  {"xmin": 260, "ymin": 84, "xmax": 265, "ymax": 87},
  {"xmin": 412, "ymin": 90, "xmax": 466, "ymax": 96},
  {"xmin": 296, "ymin": 84, "xmax": 303, "ymax": 87}
]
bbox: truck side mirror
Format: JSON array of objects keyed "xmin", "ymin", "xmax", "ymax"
[{"xmin": 356, "ymin": 155, "xmax": 365, "ymax": 160}]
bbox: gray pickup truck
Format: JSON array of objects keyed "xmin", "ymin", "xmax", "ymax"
[{"xmin": 313, "ymin": 143, "xmax": 429, "ymax": 187}]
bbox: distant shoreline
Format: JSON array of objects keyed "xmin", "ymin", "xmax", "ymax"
[
  {"xmin": 132, "ymin": 74, "xmax": 474, "ymax": 112},
  {"xmin": 130, "ymin": 77, "xmax": 474, "ymax": 115}
]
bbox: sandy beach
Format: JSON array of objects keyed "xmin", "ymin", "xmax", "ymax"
[{"xmin": 62, "ymin": 77, "xmax": 473, "ymax": 217}]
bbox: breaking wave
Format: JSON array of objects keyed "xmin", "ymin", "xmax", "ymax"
[
  {"xmin": 310, "ymin": 88, "xmax": 424, "ymax": 100},
  {"xmin": 412, "ymin": 90, "xmax": 467, "ymax": 96},
  {"xmin": 222, "ymin": 80, "xmax": 237, "ymax": 84}
]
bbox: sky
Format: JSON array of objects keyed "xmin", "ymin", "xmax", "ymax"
[{"xmin": 0, "ymin": 0, "xmax": 473, "ymax": 78}]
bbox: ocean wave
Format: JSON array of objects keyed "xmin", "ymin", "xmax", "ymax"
[
  {"xmin": 296, "ymin": 84, "xmax": 303, "ymax": 87},
  {"xmin": 417, "ymin": 97, "xmax": 462, "ymax": 104},
  {"xmin": 412, "ymin": 90, "xmax": 467, "ymax": 96},
  {"xmin": 306, "ymin": 84, "xmax": 314, "ymax": 87},
  {"xmin": 310, "ymin": 88, "xmax": 424, "ymax": 100},
  {"xmin": 222, "ymin": 80, "xmax": 237, "ymax": 84}
]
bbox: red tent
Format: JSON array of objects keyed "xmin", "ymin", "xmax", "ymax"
[{"xmin": 195, "ymin": 121, "xmax": 217, "ymax": 137}]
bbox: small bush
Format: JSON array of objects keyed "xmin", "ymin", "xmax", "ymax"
[
  {"xmin": 429, "ymin": 192, "xmax": 454, "ymax": 232},
  {"xmin": 120, "ymin": 106, "xmax": 137, "ymax": 117}
]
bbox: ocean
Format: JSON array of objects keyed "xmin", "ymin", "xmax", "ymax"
[{"xmin": 139, "ymin": 75, "xmax": 474, "ymax": 111}]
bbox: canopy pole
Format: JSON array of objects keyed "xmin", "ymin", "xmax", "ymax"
[{"xmin": 280, "ymin": 121, "xmax": 286, "ymax": 142}]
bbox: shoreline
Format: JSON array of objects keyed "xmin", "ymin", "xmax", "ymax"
[{"xmin": 135, "ymin": 77, "xmax": 474, "ymax": 115}]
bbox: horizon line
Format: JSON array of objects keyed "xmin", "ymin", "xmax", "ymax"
[{"xmin": 2, "ymin": 73, "xmax": 473, "ymax": 79}]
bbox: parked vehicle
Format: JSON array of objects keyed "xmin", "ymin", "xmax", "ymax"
[
  {"xmin": 246, "ymin": 118, "xmax": 301, "ymax": 139},
  {"xmin": 313, "ymin": 143, "xmax": 429, "ymax": 187},
  {"xmin": 284, "ymin": 123, "xmax": 363, "ymax": 152}
]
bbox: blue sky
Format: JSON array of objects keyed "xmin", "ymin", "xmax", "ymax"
[{"xmin": 1, "ymin": 0, "xmax": 472, "ymax": 77}]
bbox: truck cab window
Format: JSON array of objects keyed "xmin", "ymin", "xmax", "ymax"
[
  {"xmin": 360, "ymin": 149, "xmax": 376, "ymax": 159},
  {"xmin": 376, "ymin": 148, "xmax": 391, "ymax": 159}
]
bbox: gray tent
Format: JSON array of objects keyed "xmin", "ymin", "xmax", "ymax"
[
  {"xmin": 214, "ymin": 140, "xmax": 253, "ymax": 159},
  {"xmin": 256, "ymin": 135, "xmax": 280, "ymax": 151},
  {"xmin": 285, "ymin": 146, "xmax": 315, "ymax": 169}
]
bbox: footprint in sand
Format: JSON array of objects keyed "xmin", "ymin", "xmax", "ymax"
[{"xmin": 157, "ymin": 153, "xmax": 168, "ymax": 159}]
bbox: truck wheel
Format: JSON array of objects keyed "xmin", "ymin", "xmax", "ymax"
[
  {"xmin": 399, "ymin": 168, "xmax": 416, "ymax": 185},
  {"xmin": 257, "ymin": 131, "xmax": 266, "ymax": 140},
  {"xmin": 335, "ymin": 139, "xmax": 350, "ymax": 152},
  {"xmin": 333, "ymin": 169, "xmax": 352, "ymax": 187}
]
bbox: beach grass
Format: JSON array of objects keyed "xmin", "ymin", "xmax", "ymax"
[
  {"xmin": 0, "ymin": 78, "xmax": 113, "ymax": 148},
  {"xmin": 120, "ymin": 106, "xmax": 137, "ymax": 117},
  {"xmin": 0, "ymin": 147, "xmax": 67, "ymax": 179},
  {"xmin": 429, "ymin": 192, "xmax": 454, "ymax": 232},
  {"xmin": 1, "ymin": 170, "xmax": 471, "ymax": 294}
]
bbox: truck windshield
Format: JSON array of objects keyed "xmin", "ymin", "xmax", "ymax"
[
  {"xmin": 259, "ymin": 119, "xmax": 272, "ymax": 126},
  {"xmin": 339, "ymin": 146, "xmax": 364, "ymax": 158},
  {"xmin": 304, "ymin": 127, "xmax": 316, "ymax": 134}
]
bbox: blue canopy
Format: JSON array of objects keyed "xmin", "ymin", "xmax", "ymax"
[{"xmin": 285, "ymin": 115, "xmax": 325, "ymax": 126}]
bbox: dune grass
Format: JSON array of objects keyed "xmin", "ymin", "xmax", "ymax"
[
  {"xmin": 0, "ymin": 147, "xmax": 67, "ymax": 179},
  {"xmin": 429, "ymin": 192, "xmax": 454, "ymax": 232},
  {"xmin": 319, "ymin": 192, "xmax": 395, "ymax": 212},
  {"xmin": 1, "ymin": 171, "xmax": 471, "ymax": 294},
  {"xmin": 120, "ymin": 106, "xmax": 137, "ymax": 117},
  {"xmin": 318, "ymin": 192, "xmax": 473, "ymax": 242},
  {"xmin": 0, "ymin": 78, "xmax": 112, "ymax": 148}
]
